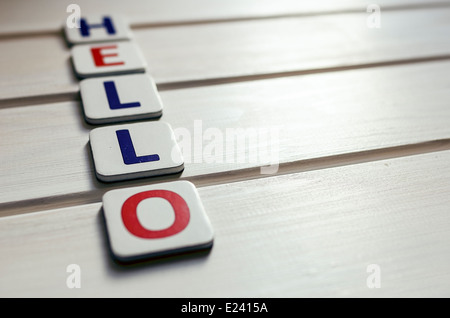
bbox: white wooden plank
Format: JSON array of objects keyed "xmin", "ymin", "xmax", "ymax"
[
  {"xmin": 1, "ymin": 0, "xmax": 448, "ymax": 35},
  {"xmin": 2, "ymin": 8, "xmax": 450, "ymax": 103},
  {"xmin": 2, "ymin": 61, "xmax": 450, "ymax": 215},
  {"xmin": 1, "ymin": 150, "xmax": 450, "ymax": 297}
]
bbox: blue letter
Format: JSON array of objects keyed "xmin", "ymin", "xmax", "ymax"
[
  {"xmin": 116, "ymin": 130, "xmax": 160, "ymax": 165},
  {"xmin": 80, "ymin": 16, "xmax": 115, "ymax": 37},
  {"xmin": 104, "ymin": 81, "xmax": 141, "ymax": 110}
]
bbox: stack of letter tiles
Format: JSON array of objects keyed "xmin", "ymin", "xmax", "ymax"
[{"xmin": 65, "ymin": 16, "xmax": 214, "ymax": 263}]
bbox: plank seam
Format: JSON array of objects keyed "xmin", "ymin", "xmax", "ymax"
[
  {"xmin": 0, "ymin": 2, "xmax": 449, "ymax": 40},
  {"xmin": 2, "ymin": 138, "xmax": 450, "ymax": 217},
  {"xmin": 2, "ymin": 54, "xmax": 450, "ymax": 109}
]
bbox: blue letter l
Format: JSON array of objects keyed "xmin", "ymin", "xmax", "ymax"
[
  {"xmin": 116, "ymin": 129, "xmax": 160, "ymax": 165},
  {"xmin": 104, "ymin": 81, "xmax": 141, "ymax": 110}
]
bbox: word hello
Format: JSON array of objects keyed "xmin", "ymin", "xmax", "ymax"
[{"xmin": 64, "ymin": 15, "xmax": 214, "ymax": 263}]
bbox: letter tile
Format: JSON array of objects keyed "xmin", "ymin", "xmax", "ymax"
[
  {"xmin": 89, "ymin": 121, "xmax": 184, "ymax": 182},
  {"xmin": 71, "ymin": 41, "xmax": 146, "ymax": 78},
  {"xmin": 65, "ymin": 15, "xmax": 132, "ymax": 45},
  {"xmin": 80, "ymin": 74, "xmax": 163, "ymax": 124},
  {"xmin": 102, "ymin": 181, "xmax": 214, "ymax": 262}
]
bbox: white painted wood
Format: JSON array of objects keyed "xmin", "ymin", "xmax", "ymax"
[
  {"xmin": 2, "ymin": 61, "xmax": 450, "ymax": 215},
  {"xmin": 1, "ymin": 0, "xmax": 448, "ymax": 35},
  {"xmin": 1, "ymin": 0, "xmax": 450, "ymax": 299},
  {"xmin": 2, "ymin": 151, "xmax": 450, "ymax": 297},
  {"xmin": 2, "ymin": 8, "xmax": 450, "ymax": 103}
]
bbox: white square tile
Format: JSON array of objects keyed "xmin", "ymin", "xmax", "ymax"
[
  {"xmin": 89, "ymin": 121, "xmax": 184, "ymax": 182},
  {"xmin": 65, "ymin": 15, "xmax": 132, "ymax": 45},
  {"xmin": 80, "ymin": 74, "xmax": 163, "ymax": 124},
  {"xmin": 71, "ymin": 41, "xmax": 147, "ymax": 78},
  {"xmin": 102, "ymin": 181, "xmax": 214, "ymax": 262}
]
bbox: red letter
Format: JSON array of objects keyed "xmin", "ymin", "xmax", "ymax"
[
  {"xmin": 90, "ymin": 45, "xmax": 124, "ymax": 67},
  {"xmin": 121, "ymin": 190, "xmax": 190, "ymax": 239}
]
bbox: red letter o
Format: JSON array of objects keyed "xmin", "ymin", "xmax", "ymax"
[{"xmin": 121, "ymin": 190, "xmax": 190, "ymax": 239}]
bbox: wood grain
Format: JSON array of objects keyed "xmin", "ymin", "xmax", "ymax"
[
  {"xmin": 2, "ymin": 1, "xmax": 450, "ymax": 298},
  {"xmin": 2, "ymin": 61, "xmax": 450, "ymax": 215},
  {"xmin": 1, "ymin": 0, "xmax": 449, "ymax": 36},
  {"xmin": 2, "ymin": 150, "xmax": 450, "ymax": 297},
  {"xmin": 2, "ymin": 8, "xmax": 450, "ymax": 104}
]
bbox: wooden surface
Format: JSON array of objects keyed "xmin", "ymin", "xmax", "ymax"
[
  {"xmin": 1, "ymin": 0, "xmax": 450, "ymax": 298},
  {"xmin": 2, "ymin": 151, "xmax": 450, "ymax": 298},
  {"xmin": 1, "ymin": 0, "xmax": 449, "ymax": 36},
  {"xmin": 3, "ymin": 7, "xmax": 450, "ymax": 104}
]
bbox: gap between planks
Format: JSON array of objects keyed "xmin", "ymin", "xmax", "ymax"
[
  {"xmin": 2, "ymin": 54, "xmax": 450, "ymax": 109},
  {"xmin": 1, "ymin": 1, "xmax": 450, "ymax": 41},
  {"xmin": 2, "ymin": 138, "xmax": 450, "ymax": 218},
  {"xmin": 130, "ymin": 2, "xmax": 450, "ymax": 29}
]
